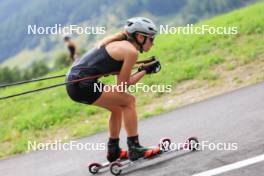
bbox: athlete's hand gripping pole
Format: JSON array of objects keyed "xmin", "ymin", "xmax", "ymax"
[{"xmin": 137, "ymin": 57, "xmax": 161, "ymax": 74}]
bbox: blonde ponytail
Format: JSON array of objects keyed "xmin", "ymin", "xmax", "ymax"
[{"xmin": 96, "ymin": 32, "xmax": 128, "ymax": 48}]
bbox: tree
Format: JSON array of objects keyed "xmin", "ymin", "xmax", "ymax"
[
  {"xmin": 30, "ymin": 60, "xmax": 49, "ymax": 78},
  {"xmin": 54, "ymin": 52, "xmax": 70, "ymax": 70}
]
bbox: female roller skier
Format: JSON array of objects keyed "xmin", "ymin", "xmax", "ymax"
[{"xmin": 66, "ymin": 17, "xmax": 161, "ymax": 162}]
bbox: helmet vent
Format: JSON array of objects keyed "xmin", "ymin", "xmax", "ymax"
[
  {"xmin": 148, "ymin": 27, "xmax": 154, "ymax": 31},
  {"xmin": 142, "ymin": 19, "xmax": 151, "ymax": 23},
  {"xmin": 127, "ymin": 22, "xmax": 133, "ymax": 26}
]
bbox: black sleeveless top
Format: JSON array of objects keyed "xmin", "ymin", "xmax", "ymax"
[{"xmin": 67, "ymin": 46, "xmax": 123, "ymax": 80}]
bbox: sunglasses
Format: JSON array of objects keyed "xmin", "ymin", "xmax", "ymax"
[{"xmin": 149, "ymin": 36, "xmax": 155, "ymax": 43}]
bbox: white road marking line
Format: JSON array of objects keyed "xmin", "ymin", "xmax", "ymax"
[{"xmin": 192, "ymin": 154, "xmax": 264, "ymax": 176}]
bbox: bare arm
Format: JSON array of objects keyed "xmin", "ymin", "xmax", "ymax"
[
  {"xmin": 117, "ymin": 70, "xmax": 145, "ymax": 85},
  {"xmin": 116, "ymin": 49, "xmax": 139, "ymax": 88},
  {"xmin": 128, "ymin": 71, "xmax": 145, "ymax": 85}
]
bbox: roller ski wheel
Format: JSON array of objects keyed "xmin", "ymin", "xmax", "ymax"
[
  {"xmin": 110, "ymin": 162, "xmax": 123, "ymax": 176},
  {"xmin": 159, "ymin": 137, "xmax": 171, "ymax": 152},
  {"xmin": 88, "ymin": 162, "xmax": 102, "ymax": 174},
  {"xmin": 185, "ymin": 137, "xmax": 199, "ymax": 151},
  {"xmin": 88, "ymin": 149, "xmax": 128, "ymax": 174}
]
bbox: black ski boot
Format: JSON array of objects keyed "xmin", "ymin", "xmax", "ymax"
[
  {"xmin": 107, "ymin": 138, "xmax": 128, "ymax": 162},
  {"xmin": 127, "ymin": 135, "xmax": 160, "ymax": 161}
]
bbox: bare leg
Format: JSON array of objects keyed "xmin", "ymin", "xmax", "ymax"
[
  {"xmin": 102, "ymin": 105, "xmax": 123, "ymax": 138},
  {"xmin": 93, "ymin": 89, "xmax": 155, "ymax": 161},
  {"xmin": 122, "ymin": 97, "xmax": 138, "ymax": 137},
  {"xmin": 93, "ymin": 90, "xmax": 138, "ymax": 137}
]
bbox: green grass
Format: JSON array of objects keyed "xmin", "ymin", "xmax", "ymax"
[
  {"xmin": 225, "ymin": 63, "xmax": 236, "ymax": 71},
  {"xmin": 1, "ymin": 1, "xmax": 264, "ymax": 158}
]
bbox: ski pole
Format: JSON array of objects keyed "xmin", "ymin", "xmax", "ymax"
[
  {"xmin": 0, "ymin": 71, "xmax": 120, "ymax": 100},
  {"xmin": 0, "ymin": 57, "xmax": 156, "ymax": 89},
  {"xmin": 0, "ymin": 74, "xmax": 65, "ymax": 88}
]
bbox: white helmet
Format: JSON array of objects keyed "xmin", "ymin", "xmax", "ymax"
[{"xmin": 124, "ymin": 17, "xmax": 158, "ymax": 36}]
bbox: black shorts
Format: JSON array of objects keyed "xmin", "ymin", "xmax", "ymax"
[{"xmin": 66, "ymin": 75, "xmax": 104, "ymax": 104}]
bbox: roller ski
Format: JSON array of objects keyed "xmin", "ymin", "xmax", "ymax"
[
  {"xmin": 88, "ymin": 136, "xmax": 164, "ymax": 175},
  {"xmin": 109, "ymin": 137, "xmax": 199, "ymax": 176}
]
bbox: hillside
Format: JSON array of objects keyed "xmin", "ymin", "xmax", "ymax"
[
  {"xmin": 0, "ymin": 0, "xmax": 259, "ymax": 66},
  {"xmin": 0, "ymin": 1, "xmax": 264, "ymax": 158}
]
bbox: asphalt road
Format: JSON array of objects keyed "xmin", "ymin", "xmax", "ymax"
[{"xmin": 0, "ymin": 82, "xmax": 264, "ymax": 176}]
